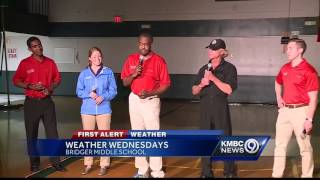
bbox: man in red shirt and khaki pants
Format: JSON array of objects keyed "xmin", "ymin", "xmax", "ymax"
[
  {"xmin": 272, "ymin": 38, "xmax": 318, "ymax": 178},
  {"xmin": 13, "ymin": 37, "xmax": 66, "ymax": 173},
  {"xmin": 121, "ymin": 31, "xmax": 171, "ymax": 178}
]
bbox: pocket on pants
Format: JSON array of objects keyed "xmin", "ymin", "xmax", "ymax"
[{"xmin": 278, "ymin": 107, "xmax": 285, "ymax": 113}]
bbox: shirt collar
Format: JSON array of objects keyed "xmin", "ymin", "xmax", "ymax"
[
  {"xmin": 141, "ymin": 51, "xmax": 154, "ymax": 61},
  {"xmin": 30, "ymin": 55, "xmax": 46, "ymax": 63},
  {"xmin": 89, "ymin": 66, "xmax": 103, "ymax": 76},
  {"xmin": 290, "ymin": 58, "xmax": 307, "ymax": 68}
]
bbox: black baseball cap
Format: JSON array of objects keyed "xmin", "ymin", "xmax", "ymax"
[{"xmin": 206, "ymin": 39, "xmax": 226, "ymax": 50}]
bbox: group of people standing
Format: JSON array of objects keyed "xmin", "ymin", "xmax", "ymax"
[{"xmin": 12, "ymin": 32, "xmax": 318, "ymax": 178}]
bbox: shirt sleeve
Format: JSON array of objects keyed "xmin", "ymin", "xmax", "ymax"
[
  {"xmin": 225, "ymin": 65, "xmax": 238, "ymax": 92},
  {"xmin": 12, "ymin": 61, "xmax": 26, "ymax": 85},
  {"xmin": 121, "ymin": 56, "xmax": 132, "ymax": 79},
  {"xmin": 305, "ymin": 71, "xmax": 319, "ymax": 92},
  {"xmin": 276, "ymin": 70, "xmax": 283, "ymax": 85},
  {"xmin": 193, "ymin": 67, "xmax": 203, "ymax": 86},
  {"xmin": 52, "ymin": 61, "xmax": 62, "ymax": 84},
  {"xmin": 158, "ymin": 59, "xmax": 171, "ymax": 86},
  {"xmin": 76, "ymin": 71, "xmax": 90, "ymax": 99},
  {"xmin": 102, "ymin": 70, "xmax": 118, "ymax": 101}
]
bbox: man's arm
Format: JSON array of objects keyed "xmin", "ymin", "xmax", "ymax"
[
  {"xmin": 204, "ymin": 70, "xmax": 233, "ymax": 95},
  {"xmin": 49, "ymin": 81, "xmax": 60, "ymax": 91},
  {"xmin": 192, "ymin": 85, "xmax": 202, "ymax": 96},
  {"xmin": 15, "ymin": 81, "xmax": 45, "ymax": 91},
  {"xmin": 122, "ymin": 74, "xmax": 136, "ymax": 87},
  {"xmin": 192, "ymin": 78, "xmax": 210, "ymax": 95},
  {"xmin": 51, "ymin": 62, "xmax": 61, "ymax": 90},
  {"xmin": 13, "ymin": 62, "xmax": 28, "ymax": 89},
  {"xmin": 210, "ymin": 76, "xmax": 232, "ymax": 95},
  {"xmin": 306, "ymin": 91, "xmax": 318, "ymax": 119},
  {"xmin": 275, "ymin": 81, "xmax": 285, "ymax": 108},
  {"xmin": 44, "ymin": 62, "xmax": 61, "ymax": 95},
  {"xmin": 122, "ymin": 65, "xmax": 142, "ymax": 87},
  {"xmin": 152, "ymin": 84, "xmax": 170, "ymax": 96},
  {"xmin": 15, "ymin": 81, "xmax": 29, "ymax": 89},
  {"xmin": 139, "ymin": 84, "xmax": 170, "ymax": 99},
  {"xmin": 304, "ymin": 91, "xmax": 318, "ymax": 134}
]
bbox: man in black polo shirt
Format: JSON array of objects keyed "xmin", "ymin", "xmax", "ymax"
[{"xmin": 192, "ymin": 39, "xmax": 238, "ymax": 178}]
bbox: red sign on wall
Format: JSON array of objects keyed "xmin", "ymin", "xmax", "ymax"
[{"xmin": 113, "ymin": 16, "xmax": 123, "ymax": 23}]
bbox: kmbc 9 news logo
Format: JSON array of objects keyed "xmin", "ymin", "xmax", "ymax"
[
  {"xmin": 244, "ymin": 138, "xmax": 260, "ymax": 154},
  {"xmin": 212, "ymin": 136, "xmax": 269, "ymax": 160}
]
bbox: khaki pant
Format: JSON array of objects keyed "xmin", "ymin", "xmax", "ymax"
[
  {"xmin": 129, "ymin": 92, "xmax": 165, "ymax": 178},
  {"xmin": 81, "ymin": 114, "xmax": 111, "ymax": 167},
  {"xmin": 272, "ymin": 106, "xmax": 314, "ymax": 178}
]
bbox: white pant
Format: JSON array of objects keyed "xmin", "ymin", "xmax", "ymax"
[
  {"xmin": 272, "ymin": 106, "xmax": 313, "ymax": 178},
  {"xmin": 81, "ymin": 114, "xmax": 111, "ymax": 167},
  {"xmin": 129, "ymin": 92, "xmax": 165, "ymax": 178}
]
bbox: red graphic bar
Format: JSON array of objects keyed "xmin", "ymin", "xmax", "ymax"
[{"xmin": 72, "ymin": 130, "xmax": 128, "ymax": 139}]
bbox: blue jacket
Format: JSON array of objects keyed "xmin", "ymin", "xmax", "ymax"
[{"xmin": 76, "ymin": 66, "xmax": 117, "ymax": 115}]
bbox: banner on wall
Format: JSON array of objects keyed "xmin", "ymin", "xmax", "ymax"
[{"xmin": 7, "ymin": 48, "xmax": 18, "ymax": 60}]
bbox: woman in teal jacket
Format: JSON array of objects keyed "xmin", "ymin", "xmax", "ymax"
[{"xmin": 76, "ymin": 47, "xmax": 117, "ymax": 176}]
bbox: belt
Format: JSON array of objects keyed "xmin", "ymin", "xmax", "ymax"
[
  {"xmin": 26, "ymin": 96, "xmax": 51, "ymax": 101},
  {"xmin": 132, "ymin": 92, "xmax": 158, "ymax": 100},
  {"xmin": 284, "ymin": 103, "xmax": 308, "ymax": 108}
]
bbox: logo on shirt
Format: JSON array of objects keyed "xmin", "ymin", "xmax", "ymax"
[
  {"xmin": 85, "ymin": 76, "xmax": 92, "ymax": 80},
  {"xmin": 26, "ymin": 69, "xmax": 35, "ymax": 74},
  {"xmin": 130, "ymin": 65, "xmax": 137, "ymax": 70},
  {"xmin": 283, "ymin": 72, "xmax": 288, "ymax": 76}
]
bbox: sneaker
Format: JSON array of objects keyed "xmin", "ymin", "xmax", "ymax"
[
  {"xmin": 52, "ymin": 164, "xmax": 66, "ymax": 172},
  {"xmin": 81, "ymin": 166, "xmax": 92, "ymax": 175},
  {"xmin": 150, "ymin": 170, "xmax": 165, "ymax": 178},
  {"xmin": 98, "ymin": 167, "xmax": 107, "ymax": 176},
  {"xmin": 30, "ymin": 166, "xmax": 40, "ymax": 173},
  {"xmin": 200, "ymin": 173, "xmax": 214, "ymax": 178},
  {"xmin": 224, "ymin": 174, "xmax": 238, "ymax": 178},
  {"xmin": 133, "ymin": 172, "xmax": 149, "ymax": 178}
]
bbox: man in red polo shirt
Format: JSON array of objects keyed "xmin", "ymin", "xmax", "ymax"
[
  {"xmin": 272, "ymin": 38, "xmax": 318, "ymax": 178},
  {"xmin": 121, "ymin": 31, "xmax": 171, "ymax": 178},
  {"xmin": 12, "ymin": 36, "xmax": 66, "ymax": 173}
]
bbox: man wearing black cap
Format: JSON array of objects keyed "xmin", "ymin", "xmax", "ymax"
[{"xmin": 192, "ymin": 39, "xmax": 238, "ymax": 178}]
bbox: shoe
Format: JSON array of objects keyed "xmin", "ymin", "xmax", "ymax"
[
  {"xmin": 200, "ymin": 173, "xmax": 214, "ymax": 178},
  {"xmin": 81, "ymin": 166, "xmax": 92, "ymax": 175},
  {"xmin": 224, "ymin": 174, "xmax": 238, "ymax": 178},
  {"xmin": 133, "ymin": 172, "xmax": 149, "ymax": 178},
  {"xmin": 98, "ymin": 167, "xmax": 107, "ymax": 176},
  {"xmin": 52, "ymin": 164, "xmax": 66, "ymax": 172},
  {"xmin": 150, "ymin": 170, "xmax": 165, "ymax": 178},
  {"xmin": 30, "ymin": 166, "xmax": 40, "ymax": 173}
]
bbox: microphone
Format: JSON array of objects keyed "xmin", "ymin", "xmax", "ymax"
[
  {"xmin": 139, "ymin": 55, "xmax": 144, "ymax": 65},
  {"xmin": 207, "ymin": 62, "xmax": 212, "ymax": 71}
]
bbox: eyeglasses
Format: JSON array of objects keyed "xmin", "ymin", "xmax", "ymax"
[
  {"xmin": 31, "ymin": 44, "xmax": 42, "ymax": 48},
  {"xmin": 138, "ymin": 42, "xmax": 151, "ymax": 47}
]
